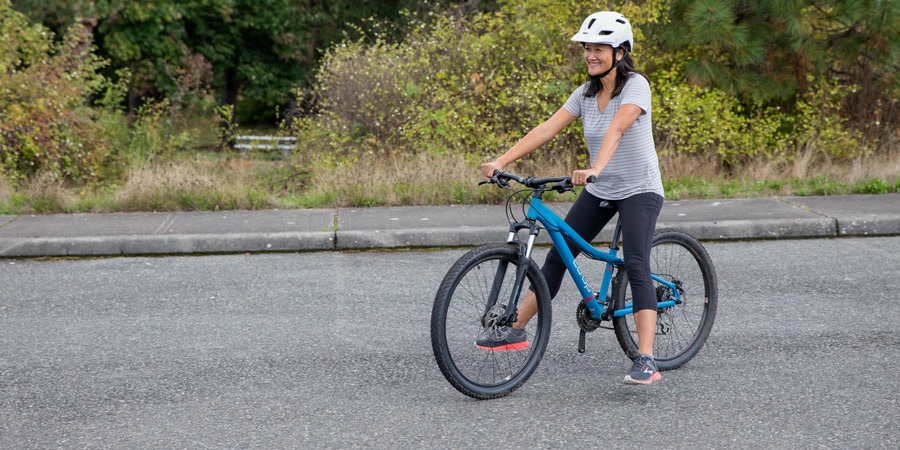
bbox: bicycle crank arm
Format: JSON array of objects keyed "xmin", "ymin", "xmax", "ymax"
[{"xmin": 578, "ymin": 330, "xmax": 586, "ymax": 353}]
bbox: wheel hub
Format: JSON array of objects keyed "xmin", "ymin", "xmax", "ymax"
[{"xmin": 482, "ymin": 303, "xmax": 510, "ymax": 337}]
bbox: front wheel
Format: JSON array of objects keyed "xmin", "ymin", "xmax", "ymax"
[
  {"xmin": 612, "ymin": 230, "xmax": 718, "ymax": 370},
  {"xmin": 431, "ymin": 244, "xmax": 552, "ymax": 399}
]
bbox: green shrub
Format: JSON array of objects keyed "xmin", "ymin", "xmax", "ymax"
[
  {"xmin": 653, "ymin": 68, "xmax": 785, "ymax": 165},
  {"xmin": 295, "ymin": 0, "xmax": 591, "ymax": 168},
  {"xmin": 791, "ymin": 75, "xmax": 872, "ymax": 160},
  {"xmin": 653, "ymin": 70, "xmax": 871, "ymax": 166},
  {"xmin": 299, "ymin": 0, "xmax": 886, "ymax": 184},
  {"xmin": 853, "ymin": 177, "xmax": 892, "ymax": 194},
  {"xmin": 120, "ymin": 99, "xmax": 195, "ymax": 169},
  {"xmin": 0, "ymin": 0, "xmax": 122, "ymax": 184}
]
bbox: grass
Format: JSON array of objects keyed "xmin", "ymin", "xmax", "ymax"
[{"xmin": 0, "ymin": 136, "xmax": 898, "ymax": 215}]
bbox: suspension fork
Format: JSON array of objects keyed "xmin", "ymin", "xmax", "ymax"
[{"xmin": 481, "ymin": 220, "xmax": 540, "ymax": 327}]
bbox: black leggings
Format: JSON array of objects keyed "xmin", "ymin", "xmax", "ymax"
[{"xmin": 535, "ymin": 190, "xmax": 663, "ymax": 312}]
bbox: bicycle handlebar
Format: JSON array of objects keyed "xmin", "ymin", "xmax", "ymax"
[{"xmin": 480, "ymin": 170, "xmax": 596, "ymax": 191}]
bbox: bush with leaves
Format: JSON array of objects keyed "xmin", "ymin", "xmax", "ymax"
[
  {"xmin": 0, "ymin": 0, "xmax": 125, "ymax": 184},
  {"xmin": 299, "ymin": 0, "xmax": 891, "ymax": 179},
  {"xmin": 295, "ymin": 0, "xmax": 600, "ymax": 171},
  {"xmin": 657, "ymin": 0, "xmax": 898, "ymax": 149}
]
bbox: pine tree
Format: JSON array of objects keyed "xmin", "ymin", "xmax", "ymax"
[{"xmin": 662, "ymin": 0, "xmax": 899, "ymax": 126}]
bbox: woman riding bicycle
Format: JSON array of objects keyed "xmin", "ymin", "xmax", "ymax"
[{"xmin": 479, "ymin": 11, "xmax": 665, "ymax": 385}]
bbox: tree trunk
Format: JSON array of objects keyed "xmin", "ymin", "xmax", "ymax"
[{"xmin": 224, "ymin": 69, "xmax": 240, "ymax": 107}]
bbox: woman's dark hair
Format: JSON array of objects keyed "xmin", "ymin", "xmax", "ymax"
[{"xmin": 583, "ymin": 49, "xmax": 650, "ymax": 98}]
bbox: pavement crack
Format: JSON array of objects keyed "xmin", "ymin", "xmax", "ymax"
[{"xmin": 154, "ymin": 213, "xmax": 177, "ymax": 235}]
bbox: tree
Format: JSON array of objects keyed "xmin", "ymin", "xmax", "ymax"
[
  {"xmin": 12, "ymin": 0, "xmax": 466, "ymax": 123},
  {"xmin": 660, "ymin": 0, "xmax": 899, "ymax": 136},
  {"xmin": 12, "ymin": 0, "xmax": 195, "ymax": 113}
]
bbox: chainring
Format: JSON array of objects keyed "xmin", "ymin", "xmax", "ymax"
[{"xmin": 576, "ymin": 302, "xmax": 602, "ymax": 332}]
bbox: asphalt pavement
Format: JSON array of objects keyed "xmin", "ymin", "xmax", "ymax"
[{"xmin": 0, "ymin": 193, "xmax": 897, "ymax": 257}]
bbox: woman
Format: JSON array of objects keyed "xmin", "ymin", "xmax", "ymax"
[{"xmin": 478, "ymin": 11, "xmax": 665, "ymax": 385}]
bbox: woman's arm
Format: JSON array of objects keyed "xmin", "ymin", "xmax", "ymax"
[{"xmin": 571, "ymin": 103, "xmax": 643, "ymax": 185}]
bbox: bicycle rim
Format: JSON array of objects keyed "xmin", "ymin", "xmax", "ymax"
[
  {"xmin": 613, "ymin": 230, "xmax": 718, "ymax": 370},
  {"xmin": 431, "ymin": 244, "xmax": 551, "ymax": 399}
]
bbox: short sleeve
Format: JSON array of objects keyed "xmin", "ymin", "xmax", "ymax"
[
  {"xmin": 619, "ymin": 74, "xmax": 651, "ymax": 115},
  {"xmin": 562, "ymin": 84, "xmax": 587, "ymax": 117}
]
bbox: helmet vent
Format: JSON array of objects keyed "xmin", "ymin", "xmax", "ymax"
[
  {"xmin": 587, "ymin": 19, "xmax": 596, "ymax": 28},
  {"xmin": 616, "ymin": 18, "xmax": 626, "ymax": 24}
]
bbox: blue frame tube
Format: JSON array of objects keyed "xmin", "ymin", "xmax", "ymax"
[
  {"xmin": 612, "ymin": 300, "xmax": 677, "ymax": 318},
  {"xmin": 526, "ymin": 199, "xmax": 625, "ymax": 318},
  {"xmin": 525, "ymin": 197, "xmax": 683, "ymax": 319}
]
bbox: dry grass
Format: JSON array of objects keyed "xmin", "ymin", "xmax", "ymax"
[
  {"xmin": 0, "ymin": 176, "xmax": 10, "ymax": 205},
  {"xmin": 0, "ymin": 147, "xmax": 897, "ymax": 214},
  {"xmin": 4, "ymin": 173, "xmax": 75, "ymax": 213},
  {"xmin": 297, "ymin": 149, "xmax": 591, "ymax": 207},
  {"xmin": 299, "ymin": 147, "xmax": 899, "ymax": 205},
  {"xmin": 657, "ymin": 146, "xmax": 900, "ymax": 198},
  {"xmin": 661, "ymin": 148, "xmax": 898, "ymax": 185},
  {"xmin": 300, "ymin": 152, "xmax": 493, "ymax": 206},
  {"xmin": 112, "ymin": 156, "xmax": 294, "ymax": 211}
]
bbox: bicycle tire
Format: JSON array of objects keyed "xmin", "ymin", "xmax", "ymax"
[
  {"xmin": 431, "ymin": 243, "xmax": 552, "ymax": 399},
  {"xmin": 612, "ymin": 230, "xmax": 718, "ymax": 370}
]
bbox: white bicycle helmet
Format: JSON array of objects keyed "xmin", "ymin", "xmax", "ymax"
[{"xmin": 570, "ymin": 11, "xmax": 633, "ymax": 52}]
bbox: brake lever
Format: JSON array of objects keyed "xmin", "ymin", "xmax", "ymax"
[
  {"xmin": 555, "ymin": 175, "xmax": 596, "ymax": 193},
  {"xmin": 478, "ymin": 173, "xmax": 507, "ymax": 187}
]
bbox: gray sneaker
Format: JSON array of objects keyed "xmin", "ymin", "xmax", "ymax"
[
  {"xmin": 475, "ymin": 326, "xmax": 529, "ymax": 351},
  {"xmin": 623, "ymin": 354, "xmax": 661, "ymax": 385}
]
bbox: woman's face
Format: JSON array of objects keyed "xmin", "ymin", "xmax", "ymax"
[{"xmin": 582, "ymin": 43, "xmax": 617, "ymax": 77}]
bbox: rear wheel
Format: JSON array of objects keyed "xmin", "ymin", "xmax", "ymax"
[
  {"xmin": 431, "ymin": 244, "xmax": 552, "ymax": 399},
  {"xmin": 612, "ymin": 230, "xmax": 718, "ymax": 370}
]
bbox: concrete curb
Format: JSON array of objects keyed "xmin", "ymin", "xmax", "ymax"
[{"xmin": 0, "ymin": 194, "xmax": 897, "ymax": 257}]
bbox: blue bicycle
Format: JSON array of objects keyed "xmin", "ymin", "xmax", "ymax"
[{"xmin": 431, "ymin": 171, "xmax": 718, "ymax": 399}]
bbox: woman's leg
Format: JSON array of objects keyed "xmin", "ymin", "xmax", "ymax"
[{"xmin": 615, "ymin": 193, "xmax": 663, "ymax": 356}]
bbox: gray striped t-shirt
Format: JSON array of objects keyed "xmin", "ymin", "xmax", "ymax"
[{"xmin": 562, "ymin": 74, "xmax": 664, "ymax": 200}]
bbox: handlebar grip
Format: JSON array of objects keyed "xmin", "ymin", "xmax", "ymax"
[{"xmin": 586, "ymin": 175, "xmax": 597, "ymax": 184}]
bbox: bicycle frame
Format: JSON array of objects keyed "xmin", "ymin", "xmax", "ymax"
[
  {"xmin": 507, "ymin": 193, "xmax": 680, "ymax": 322},
  {"xmin": 434, "ymin": 172, "xmax": 717, "ymax": 397}
]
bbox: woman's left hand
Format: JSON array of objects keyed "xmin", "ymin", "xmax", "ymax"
[{"xmin": 571, "ymin": 168, "xmax": 601, "ymax": 186}]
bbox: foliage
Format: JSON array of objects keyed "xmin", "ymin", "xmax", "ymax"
[
  {"xmin": 11, "ymin": 0, "xmax": 468, "ymax": 124},
  {"xmin": 120, "ymin": 99, "xmax": 195, "ymax": 170},
  {"xmin": 0, "ymin": 0, "xmax": 896, "ymax": 213},
  {"xmin": 0, "ymin": 0, "xmax": 121, "ymax": 183},
  {"xmin": 295, "ymin": 0, "xmax": 594, "ymax": 173},
  {"xmin": 661, "ymin": 0, "xmax": 899, "ymax": 141},
  {"xmin": 0, "ymin": 0, "xmax": 201, "ymax": 185},
  {"xmin": 299, "ymin": 0, "xmax": 889, "ymax": 176},
  {"xmin": 654, "ymin": 69, "xmax": 868, "ymax": 165},
  {"xmin": 214, "ymin": 104, "xmax": 238, "ymax": 151}
]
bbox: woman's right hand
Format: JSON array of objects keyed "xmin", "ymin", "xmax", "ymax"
[
  {"xmin": 481, "ymin": 161, "xmax": 503, "ymax": 178},
  {"xmin": 481, "ymin": 160, "xmax": 504, "ymax": 178}
]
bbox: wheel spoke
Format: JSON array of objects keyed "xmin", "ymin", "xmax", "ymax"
[
  {"xmin": 612, "ymin": 231, "xmax": 718, "ymax": 370},
  {"xmin": 431, "ymin": 244, "xmax": 552, "ymax": 399}
]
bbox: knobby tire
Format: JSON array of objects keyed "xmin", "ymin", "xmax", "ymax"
[
  {"xmin": 612, "ymin": 230, "xmax": 718, "ymax": 370},
  {"xmin": 431, "ymin": 244, "xmax": 552, "ymax": 399}
]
